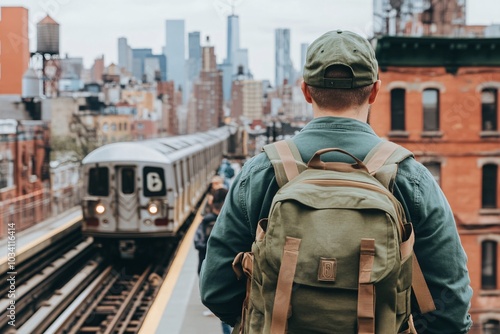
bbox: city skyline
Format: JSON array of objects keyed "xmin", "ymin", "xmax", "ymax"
[{"xmin": 1, "ymin": 0, "xmax": 500, "ymax": 85}]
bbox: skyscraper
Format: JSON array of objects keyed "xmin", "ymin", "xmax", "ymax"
[
  {"xmin": 300, "ymin": 43, "xmax": 309, "ymax": 73},
  {"xmin": 226, "ymin": 14, "xmax": 240, "ymax": 76},
  {"xmin": 118, "ymin": 37, "xmax": 133, "ymax": 73},
  {"xmin": 132, "ymin": 48, "xmax": 153, "ymax": 81},
  {"xmin": 185, "ymin": 31, "xmax": 202, "ymax": 102},
  {"xmin": 188, "ymin": 31, "xmax": 201, "ymax": 60},
  {"xmin": 235, "ymin": 48, "xmax": 249, "ymax": 76},
  {"xmin": 144, "ymin": 57, "xmax": 160, "ymax": 82},
  {"xmin": 192, "ymin": 45, "xmax": 223, "ymax": 132},
  {"xmin": 165, "ymin": 20, "xmax": 185, "ymax": 91},
  {"xmin": 275, "ymin": 28, "xmax": 293, "ymax": 87}
]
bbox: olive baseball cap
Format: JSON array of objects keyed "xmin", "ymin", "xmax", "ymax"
[{"xmin": 303, "ymin": 30, "xmax": 378, "ymax": 89}]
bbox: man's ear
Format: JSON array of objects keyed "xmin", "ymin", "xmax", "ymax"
[
  {"xmin": 368, "ymin": 80, "xmax": 381, "ymax": 104},
  {"xmin": 301, "ymin": 81, "xmax": 313, "ymax": 103}
]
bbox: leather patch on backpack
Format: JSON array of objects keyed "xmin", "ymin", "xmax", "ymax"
[{"xmin": 318, "ymin": 257, "xmax": 337, "ymax": 282}]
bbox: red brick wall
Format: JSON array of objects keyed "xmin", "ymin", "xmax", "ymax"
[
  {"xmin": 0, "ymin": 7, "xmax": 29, "ymax": 95},
  {"xmin": 371, "ymin": 66, "xmax": 500, "ymax": 328}
]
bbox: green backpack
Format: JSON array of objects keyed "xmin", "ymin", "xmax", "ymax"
[{"xmin": 232, "ymin": 140, "xmax": 435, "ymax": 334}]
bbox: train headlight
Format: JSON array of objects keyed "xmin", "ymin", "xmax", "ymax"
[
  {"xmin": 95, "ymin": 203, "xmax": 106, "ymax": 215},
  {"xmin": 148, "ymin": 202, "xmax": 159, "ymax": 215}
]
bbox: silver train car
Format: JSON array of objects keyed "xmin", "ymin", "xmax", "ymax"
[{"xmin": 80, "ymin": 127, "xmax": 230, "ymax": 257}]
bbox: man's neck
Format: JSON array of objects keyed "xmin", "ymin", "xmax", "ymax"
[{"xmin": 313, "ymin": 105, "xmax": 369, "ymax": 123}]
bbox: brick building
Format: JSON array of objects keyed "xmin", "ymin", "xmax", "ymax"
[
  {"xmin": 371, "ymin": 36, "xmax": 500, "ymax": 332},
  {"xmin": 0, "ymin": 7, "xmax": 29, "ymax": 95},
  {"xmin": 191, "ymin": 45, "xmax": 223, "ymax": 133},
  {"xmin": 373, "ymin": 0, "xmax": 466, "ymax": 37},
  {"xmin": 230, "ymin": 79, "xmax": 263, "ymax": 124},
  {"xmin": 0, "ymin": 119, "xmax": 51, "ymax": 238},
  {"xmin": 157, "ymin": 81, "xmax": 178, "ymax": 135}
]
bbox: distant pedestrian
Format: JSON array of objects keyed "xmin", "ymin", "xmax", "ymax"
[
  {"xmin": 193, "ymin": 187, "xmax": 232, "ymax": 334},
  {"xmin": 194, "ymin": 188, "xmax": 228, "ymax": 274},
  {"xmin": 206, "ymin": 175, "xmax": 226, "ymax": 215},
  {"xmin": 217, "ymin": 159, "xmax": 234, "ymax": 188}
]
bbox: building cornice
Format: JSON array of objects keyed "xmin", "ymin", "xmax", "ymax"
[{"xmin": 375, "ymin": 36, "xmax": 500, "ymax": 74}]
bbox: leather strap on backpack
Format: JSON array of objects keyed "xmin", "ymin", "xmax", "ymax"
[
  {"xmin": 363, "ymin": 141, "xmax": 413, "ymax": 191},
  {"xmin": 358, "ymin": 238, "xmax": 376, "ymax": 334},
  {"xmin": 270, "ymin": 236, "xmax": 301, "ymax": 334},
  {"xmin": 232, "ymin": 252, "xmax": 254, "ymax": 334},
  {"xmin": 363, "ymin": 141, "xmax": 436, "ymax": 315},
  {"xmin": 263, "ymin": 140, "xmax": 306, "ymax": 187}
]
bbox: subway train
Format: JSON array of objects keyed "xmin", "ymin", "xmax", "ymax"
[{"xmin": 80, "ymin": 127, "xmax": 230, "ymax": 258}]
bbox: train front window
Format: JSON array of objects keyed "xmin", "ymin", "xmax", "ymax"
[
  {"xmin": 88, "ymin": 167, "xmax": 109, "ymax": 196},
  {"xmin": 143, "ymin": 167, "xmax": 166, "ymax": 197},
  {"xmin": 121, "ymin": 168, "xmax": 135, "ymax": 194}
]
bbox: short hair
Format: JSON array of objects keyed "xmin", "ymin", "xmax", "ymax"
[
  {"xmin": 307, "ymin": 65, "xmax": 373, "ymax": 110},
  {"xmin": 212, "ymin": 188, "xmax": 228, "ymax": 212}
]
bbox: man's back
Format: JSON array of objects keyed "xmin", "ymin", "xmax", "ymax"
[
  {"xmin": 200, "ymin": 117, "xmax": 472, "ymax": 333},
  {"xmin": 200, "ymin": 29, "xmax": 472, "ymax": 333}
]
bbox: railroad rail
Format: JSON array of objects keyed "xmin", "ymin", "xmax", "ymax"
[
  {"xmin": 4, "ymin": 197, "xmax": 201, "ymax": 333},
  {"xmin": 0, "ymin": 236, "xmax": 97, "ymax": 333}
]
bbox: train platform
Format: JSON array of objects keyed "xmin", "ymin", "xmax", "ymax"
[
  {"xmin": 140, "ymin": 201, "xmax": 230, "ymax": 334},
  {"xmin": 140, "ymin": 162, "xmax": 242, "ymax": 334},
  {"xmin": 0, "ymin": 206, "xmax": 82, "ymax": 273}
]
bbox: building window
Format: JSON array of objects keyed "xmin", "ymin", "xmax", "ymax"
[
  {"xmin": 102, "ymin": 122, "xmax": 109, "ymax": 132},
  {"xmin": 482, "ymin": 164, "xmax": 498, "ymax": 209},
  {"xmin": 423, "ymin": 162, "xmax": 441, "ymax": 186},
  {"xmin": 482, "ymin": 240, "xmax": 497, "ymax": 290},
  {"xmin": 423, "ymin": 89, "xmax": 440, "ymax": 131},
  {"xmin": 0, "ymin": 151, "xmax": 14, "ymax": 189},
  {"xmin": 483, "ymin": 319, "xmax": 500, "ymax": 334},
  {"xmin": 482, "ymin": 88, "xmax": 498, "ymax": 131},
  {"xmin": 391, "ymin": 88, "xmax": 406, "ymax": 131}
]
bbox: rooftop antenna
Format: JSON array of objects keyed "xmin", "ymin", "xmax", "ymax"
[{"xmin": 231, "ymin": 0, "xmax": 235, "ymax": 15}]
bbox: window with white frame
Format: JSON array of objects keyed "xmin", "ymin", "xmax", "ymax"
[
  {"xmin": 482, "ymin": 240, "xmax": 497, "ymax": 290},
  {"xmin": 482, "ymin": 164, "xmax": 498, "ymax": 209},
  {"xmin": 423, "ymin": 88, "xmax": 440, "ymax": 131},
  {"xmin": 482, "ymin": 88, "xmax": 498, "ymax": 131},
  {"xmin": 391, "ymin": 88, "xmax": 406, "ymax": 131},
  {"xmin": 483, "ymin": 319, "xmax": 500, "ymax": 334}
]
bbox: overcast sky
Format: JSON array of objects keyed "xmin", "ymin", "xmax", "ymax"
[{"xmin": 2, "ymin": 0, "xmax": 500, "ymax": 84}]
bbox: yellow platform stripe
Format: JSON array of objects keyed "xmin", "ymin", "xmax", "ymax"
[{"xmin": 139, "ymin": 199, "xmax": 206, "ymax": 334}]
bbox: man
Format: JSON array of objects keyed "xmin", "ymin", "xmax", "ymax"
[
  {"xmin": 218, "ymin": 159, "xmax": 235, "ymax": 188},
  {"xmin": 205, "ymin": 175, "xmax": 226, "ymax": 215},
  {"xmin": 200, "ymin": 30, "xmax": 472, "ymax": 333},
  {"xmin": 194, "ymin": 188, "xmax": 229, "ymax": 274}
]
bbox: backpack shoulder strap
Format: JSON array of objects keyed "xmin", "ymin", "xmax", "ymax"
[
  {"xmin": 363, "ymin": 141, "xmax": 413, "ymax": 191},
  {"xmin": 365, "ymin": 141, "xmax": 436, "ymax": 314},
  {"xmin": 263, "ymin": 139, "xmax": 307, "ymax": 188}
]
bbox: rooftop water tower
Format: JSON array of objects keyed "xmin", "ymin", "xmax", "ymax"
[
  {"xmin": 33, "ymin": 15, "xmax": 61, "ymax": 97},
  {"xmin": 37, "ymin": 15, "xmax": 59, "ymax": 54}
]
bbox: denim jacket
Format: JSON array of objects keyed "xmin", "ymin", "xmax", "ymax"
[{"xmin": 200, "ymin": 117, "xmax": 473, "ymax": 333}]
